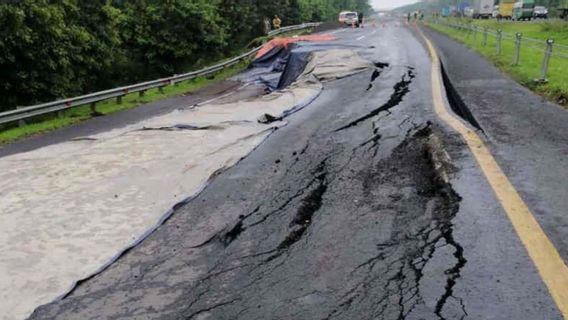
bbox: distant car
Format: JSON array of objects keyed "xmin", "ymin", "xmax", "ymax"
[
  {"xmin": 464, "ymin": 7, "xmax": 475, "ymax": 17},
  {"xmin": 492, "ymin": 5, "xmax": 500, "ymax": 18},
  {"xmin": 533, "ymin": 6, "xmax": 548, "ymax": 18},
  {"xmin": 339, "ymin": 11, "xmax": 360, "ymax": 27}
]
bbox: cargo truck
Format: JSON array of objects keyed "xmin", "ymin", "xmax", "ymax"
[
  {"xmin": 498, "ymin": 0, "xmax": 515, "ymax": 19},
  {"xmin": 472, "ymin": 0, "xmax": 494, "ymax": 18},
  {"xmin": 512, "ymin": 0, "xmax": 535, "ymax": 20}
]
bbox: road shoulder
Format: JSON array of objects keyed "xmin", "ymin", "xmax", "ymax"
[{"xmin": 421, "ymin": 22, "xmax": 568, "ymax": 298}]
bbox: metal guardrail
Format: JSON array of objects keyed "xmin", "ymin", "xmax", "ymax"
[
  {"xmin": 430, "ymin": 19, "xmax": 568, "ymax": 83},
  {"xmin": 267, "ymin": 23, "xmax": 318, "ymax": 36},
  {"xmin": 0, "ymin": 22, "xmax": 320, "ymax": 126}
]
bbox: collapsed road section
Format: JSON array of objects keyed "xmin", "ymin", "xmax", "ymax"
[
  {"xmin": 171, "ymin": 126, "xmax": 466, "ymax": 320},
  {"xmin": 0, "ymin": 36, "xmax": 378, "ymax": 320},
  {"xmin": 31, "ymin": 59, "xmax": 471, "ymax": 318},
  {"xmin": 26, "ymin": 20, "xmax": 568, "ymax": 320}
]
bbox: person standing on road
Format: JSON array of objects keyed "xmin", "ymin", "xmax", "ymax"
[
  {"xmin": 272, "ymin": 15, "xmax": 282, "ymax": 30},
  {"xmin": 358, "ymin": 12, "xmax": 364, "ymax": 28}
]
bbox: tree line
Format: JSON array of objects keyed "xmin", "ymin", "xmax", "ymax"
[{"xmin": 0, "ymin": 0, "xmax": 371, "ymax": 111}]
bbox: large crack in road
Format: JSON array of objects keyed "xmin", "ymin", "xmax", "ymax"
[
  {"xmin": 30, "ymin": 61, "xmax": 470, "ymax": 320},
  {"xmin": 167, "ymin": 120, "xmax": 467, "ymax": 320}
]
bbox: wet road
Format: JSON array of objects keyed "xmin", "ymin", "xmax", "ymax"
[{"xmin": 30, "ymin": 23, "xmax": 565, "ymax": 319}]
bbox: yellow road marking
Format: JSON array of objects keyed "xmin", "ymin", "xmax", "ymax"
[{"xmin": 417, "ymin": 26, "xmax": 568, "ymax": 318}]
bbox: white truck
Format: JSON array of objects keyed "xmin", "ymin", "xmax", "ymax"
[
  {"xmin": 338, "ymin": 11, "xmax": 359, "ymax": 26},
  {"xmin": 472, "ymin": 0, "xmax": 494, "ymax": 18}
]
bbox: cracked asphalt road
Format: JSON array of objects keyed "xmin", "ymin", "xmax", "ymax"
[{"xmin": 29, "ymin": 22, "xmax": 564, "ymax": 319}]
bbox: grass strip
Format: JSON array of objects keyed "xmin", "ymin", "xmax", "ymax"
[
  {"xmin": 0, "ymin": 61, "xmax": 248, "ymax": 144},
  {"xmin": 427, "ymin": 18, "xmax": 568, "ymax": 108}
]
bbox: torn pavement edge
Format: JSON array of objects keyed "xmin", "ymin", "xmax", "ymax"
[{"xmin": 29, "ymin": 78, "xmax": 325, "ymax": 316}]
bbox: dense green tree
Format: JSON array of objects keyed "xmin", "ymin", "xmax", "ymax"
[
  {"xmin": 0, "ymin": 1, "xmax": 89, "ymax": 109},
  {"xmin": 75, "ymin": 0, "xmax": 124, "ymax": 90},
  {"xmin": 216, "ymin": 0, "xmax": 260, "ymax": 49},
  {"xmin": 119, "ymin": 0, "xmax": 226, "ymax": 79}
]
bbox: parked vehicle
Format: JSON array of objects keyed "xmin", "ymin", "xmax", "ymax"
[
  {"xmin": 561, "ymin": 0, "xmax": 568, "ymax": 19},
  {"xmin": 492, "ymin": 5, "xmax": 500, "ymax": 18},
  {"xmin": 338, "ymin": 11, "xmax": 359, "ymax": 26},
  {"xmin": 458, "ymin": 1, "xmax": 470, "ymax": 16},
  {"xmin": 471, "ymin": 0, "xmax": 494, "ymax": 18},
  {"xmin": 449, "ymin": 5, "xmax": 458, "ymax": 16},
  {"xmin": 512, "ymin": 0, "xmax": 535, "ymax": 20},
  {"xmin": 442, "ymin": 6, "xmax": 451, "ymax": 16},
  {"xmin": 464, "ymin": 6, "xmax": 475, "ymax": 17},
  {"xmin": 533, "ymin": 6, "xmax": 548, "ymax": 18},
  {"xmin": 498, "ymin": 0, "xmax": 515, "ymax": 19}
]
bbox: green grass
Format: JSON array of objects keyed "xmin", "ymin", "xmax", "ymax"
[
  {"xmin": 0, "ymin": 61, "xmax": 249, "ymax": 144},
  {"xmin": 427, "ymin": 18, "xmax": 568, "ymax": 107}
]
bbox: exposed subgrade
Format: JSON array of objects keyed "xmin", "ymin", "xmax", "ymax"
[
  {"xmin": 175, "ymin": 119, "xmax": 467, "ymax": 320},
  {"xmin": 336, "ymin": 67, "xmax": 415, "ymax": 132},
  {"xmin": 366, "ymin": 62, "xmax": 390, "ymax": 91},
  {"xmin": 324, "ymin": 125, "xmax": 467, "ymax": 320},
  {"xmin": 440, "ymin": 63, "xmax": 483, "ymax": 132}
]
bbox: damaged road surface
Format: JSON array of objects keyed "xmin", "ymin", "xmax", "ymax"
[{"xmin": 29, "ymin": 22, "xmax": 564, "ymax": 320}]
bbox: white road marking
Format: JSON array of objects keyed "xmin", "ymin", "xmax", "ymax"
[
  {"xmin": 331, "ymin": 29, "xmax": 346, "ymax": 34},
  {"xmin": 356, "ymin": 30, "xmax": 377, "ymax": 41}
]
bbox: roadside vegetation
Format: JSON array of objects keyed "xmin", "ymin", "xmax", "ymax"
[
  {"xmin": 0, "ymin": 61, "xmax": 248, "ymax": 144},
  {"xmin": 0, "ymin": 0, "xmax": 373, "ymax": 144},
  {"xmin": 428, "ymin": 18, "xmax": 568, "ymax": 107},
  {"xmin": 0, "ymin": 26, "xmax": 319, "ymax": 145},
  {"xmin": 0, "ymin": 0, "xmax": 372, "ymax": 112}
]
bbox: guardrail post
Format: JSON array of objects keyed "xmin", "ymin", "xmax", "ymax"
[
  {"xmin": 139, "ymin": 90, "xmax": 146, "ymax": 97},
  {"xmin": 158, "ymin": 86, "xmax": 165, "ymax": 94},
  {"xmin": 496, "ymin": 29, "xmax": 502, "ymax": 55},
  {"xmin": 90, "ymin": 102, "xmax": 98, "ymax": 116},
  {"xmin": 16, "ymin": 107, "xmax": 26, "ymax": 127},
  {"xmin": 473, "ymin": 25, "xmax": 477, "ymax": 40},
  {"xmin": 536, "ymin": 39, "xmax": 554, "ymax": 83},
  {"xmin": 482, "ymin": 27, "xmax": 488, "ymax": 46},
  {"xmin": 513, "ymin": 33, "xmax": 522, "ymax": 65}
]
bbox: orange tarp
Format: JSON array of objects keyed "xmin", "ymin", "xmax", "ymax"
[{"xmin": 255, "ymin": 34, "xmax": 336, "ymax": 59}]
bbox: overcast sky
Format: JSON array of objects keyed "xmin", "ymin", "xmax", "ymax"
[{"xmin": 371, "ymin": 0, "xmax": 418, "ymax": 10}]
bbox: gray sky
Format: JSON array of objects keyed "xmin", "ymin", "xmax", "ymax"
[{"xmin": 372, "ymin": 0, "xmax": 418, "ymax": 10}]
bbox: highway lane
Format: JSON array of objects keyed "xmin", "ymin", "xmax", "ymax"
[
  {"xmin": 30, "ymin": 22, "xmax": 565, "ymax": 319},
  {"xmin": 423, "ymin": 24, "xmax": 568, "ymax": 266}
]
